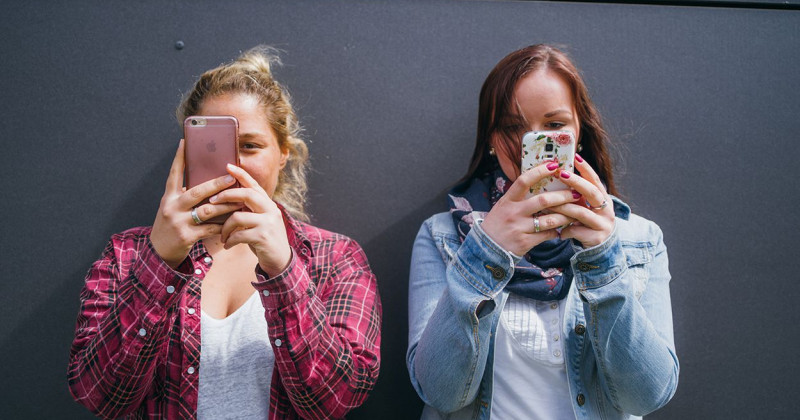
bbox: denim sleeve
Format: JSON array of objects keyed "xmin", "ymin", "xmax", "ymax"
[
  {"xmin": 573, "ymin": 221, "xmax": 679, "ymax": 416},
  {"xmin": 406, "ymin": 218, "xmax": 517, "ymax": 413}
]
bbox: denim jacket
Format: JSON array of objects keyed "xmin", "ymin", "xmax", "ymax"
[{"xmin": 406, "ymin": 198, "xmax": 678, "ymax": 419}]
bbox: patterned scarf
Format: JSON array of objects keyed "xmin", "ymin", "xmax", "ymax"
[{"xmin": 448, "ymin": 167, "xmax": 575, "ymax": 301}]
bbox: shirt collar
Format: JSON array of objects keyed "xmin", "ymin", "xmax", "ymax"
[
  {"xmin": 277, "ymin": 203, "xmax": 314, "ymax": 258},
  {"xmin": 611, "ymin": 195, "xmax": 631, "ymax": 220}
]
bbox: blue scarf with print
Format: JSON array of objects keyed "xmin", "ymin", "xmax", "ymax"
[{"xmin": 448, "ymin": 168, "xmax": 574, "ymax": 301}]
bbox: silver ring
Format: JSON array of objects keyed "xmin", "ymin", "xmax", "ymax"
[
  {"xmin": 533, "ymin": 216, "xmax": 541, "ymax": 233},
  {"xmin": 589, "ymin": 199, "xmax": 608, "ymax": 211},
  {"xmin": 190, "ymin": 207, "xmax": 203, "ymax": 225}
]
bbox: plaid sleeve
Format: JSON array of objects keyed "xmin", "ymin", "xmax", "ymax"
[
  {"xmin": 253, "ymin": 236, "xmax": 382, "ymax": 420},
  {"xmin": 67, "ymin": 230, "xmax": 191, "ymax": 419}
]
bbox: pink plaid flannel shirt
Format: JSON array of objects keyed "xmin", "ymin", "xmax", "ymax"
[{"xmin": 68, "ymin": 212, "xmax": 381, "ymax": 419}]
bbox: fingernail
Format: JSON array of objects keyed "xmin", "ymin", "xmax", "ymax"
[
  {"xmin": 575, "ymin": 153, "xmax": 584, "ymax": 163},
  {"xmin": 209, "ymin": 195, "xmax": 218, "ymax": 203},
  {"xmin": 226, "ymin": 163, "xmax": 237, "ymax": 171},
  {"xmin": 560, "ymin": 172, "xmax": 571, "ymax": 179},
  {"xmin": 572, "ymin": 190, "xmax": 582, "ymax": 199},
  {"xmin": 224, "ymin": 175, "xmax": 234, "ymax": 183},
  {"xmin": 546, "ymin": 162, "xmax": 559, "ymax": 171}
]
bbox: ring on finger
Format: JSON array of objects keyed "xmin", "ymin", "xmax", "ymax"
[
  {"xmin": 191, "ymin": 207, "xmax": 203, "ymax": 225},
  {"xmin": 533, "ymin": 216, "xmax": 541, "ymax": 233},
  {"xmin": 588, "ymin": 198, "xmax": 608, "ymax": 211}
]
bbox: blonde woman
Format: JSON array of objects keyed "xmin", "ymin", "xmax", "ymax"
[{"xmin": 68, "ymin": 47, "xmax": 381, "ymax": 419}]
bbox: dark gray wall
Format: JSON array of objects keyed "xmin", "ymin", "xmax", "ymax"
[{"xmin": 2, "ymin": 1, "xmax": 798, "ymax": 418}]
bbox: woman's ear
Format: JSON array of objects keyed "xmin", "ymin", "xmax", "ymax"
[
  {"xmin": 488, "ymin": 134, "xmax": 500, "ymax": 156},
  {"xmin": 279, "ymin": 145, "xmax": 289, "ymax": 169}
]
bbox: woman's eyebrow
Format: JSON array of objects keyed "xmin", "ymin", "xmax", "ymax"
[
  {"xmin": 544, "ymin": 109, "xmax": 572, "ymax": 118},
  {"xmin": 238, "ymin": 132, "xmax": 263, "ymax": 140}
]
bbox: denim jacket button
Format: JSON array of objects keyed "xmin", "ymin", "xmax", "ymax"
[
  {"xmin": 577, "ymin": 393, "xmax": 586, "ymax": 406},
  {"xmin": 485, "ymin": 264, "xmax": 505, "ymax": 280},
  {"xmin": 574, "ymin": 324, "xmax": 586, "ymax": 335},
  {"xmin": 577, "ymin": 262, "xmax": 599, "ymax": 272}
]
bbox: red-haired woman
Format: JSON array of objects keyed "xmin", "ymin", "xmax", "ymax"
[{"xmin": 407, "ymin": 44, "xmax": 678, "ymax": 419}]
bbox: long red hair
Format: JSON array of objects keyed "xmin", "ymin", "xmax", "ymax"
[{"xmin": 462, "ymin": 44, "xmax": 617, "ymax": 196}]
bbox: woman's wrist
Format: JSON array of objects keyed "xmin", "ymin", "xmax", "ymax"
[{"xmin": 258, "ymin": 247, "xmax": 293, "ymax": 278}]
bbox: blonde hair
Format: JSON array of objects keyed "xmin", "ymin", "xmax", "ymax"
[{"xmin": 177, "ymin": 46, "xmax": 310, "ymax": 221}]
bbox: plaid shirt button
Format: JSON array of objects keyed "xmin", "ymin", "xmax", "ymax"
[
  {"xmin": 194, "ymin": 269, "xmax": 202, "ymax": 275},
  {"xmin": 138, "ymin": 328, "xmax": 146, "ymax": 337},
  {"xmin": 166, "ymin": 285, "xmax": 175, "ymax": 294},
  {"xmin": 187, "ymin": 367, "xmax": 195, "ymax": 374},
  {"xmin": 274, "ymin": 339, "xmax": 282, "ymax": 347},
  {"xmin": 203, "ymin": 257, "xmax": 212, "ymax": 263},
  {"xmin": 262, "ymin": 290, "xmax": 270, "ymax": 297}
]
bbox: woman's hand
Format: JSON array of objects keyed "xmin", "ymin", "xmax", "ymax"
[
  {"xmin": 481, "ymin": 162, "xmax": 582, "ymax": 256},
  {"xmin": 213, "ymin": 164, "xmax": 293, "ymax": 277},
  {"xmin": 549, "ymin": 154, "xmax": 615, "ymax": 248},
  {"xmin": 150, "ymin": 140, "xmax": 243, "ymax": 268}
]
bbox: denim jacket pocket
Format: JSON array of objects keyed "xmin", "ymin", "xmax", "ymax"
[{"xmin": 620, "ymin": 241, "xmax": 653, "ymax": 300}]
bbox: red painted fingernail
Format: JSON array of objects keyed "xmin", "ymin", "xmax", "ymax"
[
  {"xmin": 560, "ymin": 172, "xmax": 571, "ymax": 179},
  {"xmin": 575, "ymin": 153, "xmax": 584, "ymax": 163},
  {"xmin": 572, "ymin": 191, "xmax": 582, "ymax": 199},
  {"xmin": 546, "ymin": 162, "xmax": 559, "ymax": 171}
]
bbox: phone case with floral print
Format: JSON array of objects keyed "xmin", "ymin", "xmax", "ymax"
[{"xmin": 521, "ymin": 130, "xmax": 576, "ymax": 197}]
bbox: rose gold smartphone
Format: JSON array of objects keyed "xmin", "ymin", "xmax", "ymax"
[{"xmin": 184, "ymin": 115, "xmax": 239, "ymax": 224}]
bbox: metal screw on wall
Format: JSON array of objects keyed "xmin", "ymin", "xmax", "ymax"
[{"xmin": 175, "ymin": 40, "xmax": 185, "ymax": 50}]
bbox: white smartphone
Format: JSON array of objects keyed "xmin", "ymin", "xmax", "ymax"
[{"xmin": 521, "ymin": 130, "xmax": 576, "ymax": 197}]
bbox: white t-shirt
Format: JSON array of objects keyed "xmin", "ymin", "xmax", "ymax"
[
  {"xmin": 198, "ymin": 292, "xmax": 274, "ymax": 419},
  {"xmin": 490, "ymin": 293, "xmax": 574, "ymax": 419}
]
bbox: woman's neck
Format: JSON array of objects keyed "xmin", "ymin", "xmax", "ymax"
[{"xmin": 202, "ymin": 236, "xmax": 254, "ymax": 261}]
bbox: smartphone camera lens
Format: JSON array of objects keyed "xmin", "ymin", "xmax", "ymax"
[
  {"xmin": 545, "ymin": 143, "xmax": 554, "ymax": 152},
  {"xmin": 191, "ymin": 119, "xmax": 198, "ymax": 126}
]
